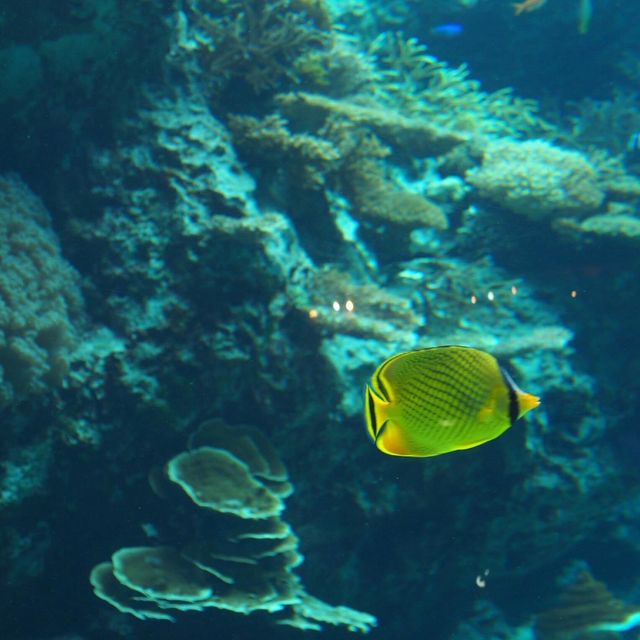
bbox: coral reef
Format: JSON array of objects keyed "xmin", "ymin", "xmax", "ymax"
[
  {"xmin": 277, "ymin": 91, "xmax": 467, "ymax": 155},
  {"xmin": 535, "ymin": 570, "xmax": 640, "ymax": 639},
  {"xmin": 91, "ymin": 419, "xmax": 377, "ymax": 633},
  {"xmin": 0, "ymin": 174, "xmax": 83, "ymax": 408},
  {"xmin": 554, "ymin": 214, "xmax": 640, "ymax": 247},
  {"xmin": 368, "ymin": 32, "xmax": 551, "ymax": 138},
  {"xmin": 1, "ymin": 2, "xmax": 640, "ymax": 640},
  {"xmin": 175, "ymin": 0, "xmax": 330, "ymax": 93},
  {"xmin": 466, "ymin": 139, "xmax": 604, "ymax": 220},
  {"xmin": 565, "ymin": 90, "xmax": 640, "ymax": 156}
]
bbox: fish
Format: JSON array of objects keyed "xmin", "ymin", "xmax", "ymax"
[
  {"xmin": 577, "ymin": 0, "xmax": 592, "ymax": 34},
  {"xmin": 512, "ymin": 0, "xmax": 547, "ymax": 15},
  {"xmin": 364, "ymin": 346, "xmax": 540, "ymax": 457},
  {"xmin": 429, "ymin": 23, "xmax": 464, "ymax": 38},
  {"xmin": 627, "ymin": 131, "xmax": 640, "ymax": 154}
]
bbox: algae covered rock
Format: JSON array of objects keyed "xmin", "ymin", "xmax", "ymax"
[
  {"xmin": 467, "ymin": 139, "xmax": 604, "ymax": 220},
  {"xmin": 0, "ymin": 174, "xmax": 83, "ymax": 407}
]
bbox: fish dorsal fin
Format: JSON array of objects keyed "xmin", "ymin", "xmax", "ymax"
[{"xmin": 375, "ymin": 347, "xmax": 443, "ymax": 396}]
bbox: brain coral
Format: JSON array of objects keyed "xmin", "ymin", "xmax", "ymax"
[
  {"xmin": 0, "ymin": 174, "xmax": 82, "ymax": 406},
  {"xmin": 467, "ymin": 139, "xmax": 604, "ymax": 220}
]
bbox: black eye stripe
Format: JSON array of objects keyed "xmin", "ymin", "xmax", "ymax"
[
  {"xmin": 501, "ymin": 369, "xmax": 519, "ymax": 425},
  {"xmin": 367, "ymin": 388, "xmax": 379, "ymax": 436}
]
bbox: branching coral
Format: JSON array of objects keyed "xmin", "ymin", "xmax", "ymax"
[
  {"xmin": 303, "ymin": 265, "xmax": 421, "ymax": 341},
  {"xmin": 228, "ymin": 112, "xmax": 341, "ymax": 188},
  {"xmin": 565, "ymin": 90, "xmax": 640, "ymax": 156},
  {"xmin": 91, "ymin": 418, "xmax": 377, "ymax": 633},
  {"xmin": 230, "ymin": 92, "xmax": 456, "ymax": 230},
  {"xmin": 178, "ymin": 0, "xmax": 330, "ymax": 93},
  {"xmin": 367, "ymin": 32, "xmax": 552, "ymax": 138}
]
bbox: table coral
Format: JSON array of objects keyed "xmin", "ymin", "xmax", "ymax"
[
  {"xmin": 466, "ymin": 139, "xmax": 604, "ymax": 220},
  {"xmin": 277, "ymin": 91, "xmax": 467, "ymax": 156},
  {"xmin": 552, "ymin": 212, "xmax": 640, "ymax": 250},
  {"xmin": 167, "ymin": 447, "xmax": 284, "ymax": 518},
  {"xmin": 534, "ymin": 570, "xmax": 640, "ymax": 639},
  {"xmin": 91, "ymin": 418, "xmax": 377, "ymax": 633}
]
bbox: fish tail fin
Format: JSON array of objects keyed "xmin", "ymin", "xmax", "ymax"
[
  {"xmin": 501, "ymin": 367, "xmax": 540, "ymax": 420},
  {"xmin": 517, "ymin": 390, "xmax": 541, "ymax": 418}
]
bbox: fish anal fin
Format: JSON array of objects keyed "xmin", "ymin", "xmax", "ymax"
[
  {"xmin": 456, "ymin": 437, "xmax": 492, "ymax": 451},
  {"xmin": 376, "ymin": 421, "xmax": 414, "ymax": 457}
]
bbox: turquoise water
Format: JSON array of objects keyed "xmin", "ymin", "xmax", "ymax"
[{"xmin": 1, "ymin": 1, "xmax": 639, "ymax": 638}]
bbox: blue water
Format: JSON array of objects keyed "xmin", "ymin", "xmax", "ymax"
[{"xmin": 1, "ymin": 1, "xmax": 640, "ymax": 639}]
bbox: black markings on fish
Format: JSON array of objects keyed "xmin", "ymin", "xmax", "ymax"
[{"xmin": 501, "ymin": 368, "xmax": 519, "ymax": 426}]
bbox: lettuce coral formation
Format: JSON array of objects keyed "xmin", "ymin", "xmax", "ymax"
[
  {"xmin": 466, "ymin": 139, "xmax": 604, "ymax": 220},
  {"xmin": 534, "ymin": 570, "xmax": 640, "ymax": 639},
  {"xmin": 91, "ymin": 419, "xmax": 377, "ymax": 633},
  {"xmin": 0, "ymin": 174, "xmax": 82, "ymax": 407}
]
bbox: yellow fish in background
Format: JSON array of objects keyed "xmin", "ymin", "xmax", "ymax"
[
  {"xmin": 512, "ymin": 0, "xmax": 547, "ymax": 15},
  {"xmin": 365, "ymin": 346, "xmax": 540, "ymax": 457},
  {"xmin": 577, "ymin": 0, "xmax": 593, "ymax": 34}
]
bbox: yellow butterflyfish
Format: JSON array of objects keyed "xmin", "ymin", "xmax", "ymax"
[
  {"xmin": 512, "ymin": 0, "xmax": 547, "ymax": 15},
  {"xmin": 365, "ymin": 346, "xmax": 540, "ymax": 457},
  {"xmin": 577, "ymin": 0, "xmax": 592, "ymax": 34}
]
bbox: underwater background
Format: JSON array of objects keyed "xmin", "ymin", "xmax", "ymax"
[{"xmin": 1, "ymin": 0, "xmax": 640, "ymax": 638}]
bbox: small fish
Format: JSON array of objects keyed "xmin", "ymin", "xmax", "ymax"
[
  {"xmin": 512, "ymin": 0, "xmax": 547, "ymax": 15},
  {"xmin": 577, "ymin": 0, "xmax": 592, "ymax": 34},
  {"xmin": 627, "ymin": 132, "xmax": 640, "ymax": 154},
  {"xmin": 429, "ymin": 23, "xmax": 464, "ymax": 38},
  {"xmin": 365, "ymin": 346, "xmax": 540, "ymax": 457}
]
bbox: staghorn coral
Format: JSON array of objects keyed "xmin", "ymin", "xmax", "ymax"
[
  {"xmin": 466, "ymin": 139, "xmax": 604, "ymax": 220},
  {"xmin": 289, "ymin": 34, "xmax": 380, "ymax": 94},
  {"xmin": 177, "ymin": 0, "xmax": 329, "ymax": 93},
  {"xmin": 0, "ymin": 174, "xmax": 82, "ymax": 407},
  {"xmin": 565, "ymin": 90, "xmax": 640, "ymax": 156},
  {"xmin": 368, "ymin": 32, "xmax": 552, "ymax": 138},
  {"xmin": 91, "ymin": 418, "xmax": 377, "ymax": 633},
  {"xmin": 228, "ymin": 112, "xmax": 341, "ymax": 189},
  {"xmin": 303, "ymin": 265, "xmax": 420, "ymax": 341}
]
